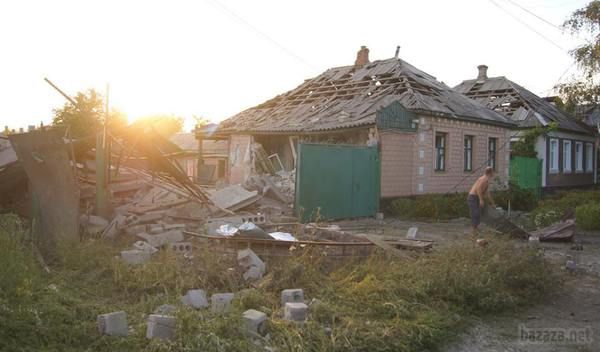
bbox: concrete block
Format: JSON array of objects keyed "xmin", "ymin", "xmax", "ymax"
[
  {"xmin": 242, "ymin": 309, "xmax": 267, "ymax": 336},
  {"xmin": 133, "ymin": 241, "xmax": 158, "ymax": 254},
  {"xmin": 281, "ymin": 289, "xmax": 304, "ymax": 305},
  {"xmin": 137, "ymin": 229, "xmax": 184, "ymax": 247},
  {"xmin": 170, "ymin": 242, "xmax": 192, "ymax": 253},
  {"xmin": 181, "ymin": 289, "xmax": 208, "ymax": 309},
  {"xmin": 284, "ymin": 302, "xmax": 308, "ymax": 322},
  {"xmin": 237, "ymin": 249, "xmax": 265, "ymax": 273},
  {"xmin": 146, "ymin": 314, "xmax": 176, "ymax": 340},
  {"xmin": 120, "ymin": 249, "xmax": 151, "ymax": 265},
  {"xmin": 211, "ymin": 293, "xmax": 235, "ymax": 314},
  {"xmin": 243, "ymin": 266, "xmax": 264, "ymax": 281},
  {"xmin": 97, "ymin": 311, "xmax": 128, "ymax": 336}
]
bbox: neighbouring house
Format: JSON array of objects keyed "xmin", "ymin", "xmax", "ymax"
[
  {"xmin": 214, "ymin": 46, "xmax": 514, "ymax": 203},
  {"xmin": 169, "ymin": 131, "xmax": 228, "ymax": 183},
  {"xmin": 455, "ymin": 65, "xmax": 598, "ymax": 189}
]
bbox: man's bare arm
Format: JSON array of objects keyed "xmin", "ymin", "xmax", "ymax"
[{"xmin": 477, "ymin": 180, "xmax": 485, "ymax": 207}]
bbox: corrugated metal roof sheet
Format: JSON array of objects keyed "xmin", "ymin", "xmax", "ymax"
[{"xmin": 218, "ymin": 58, "xmax": 513, "ymax": 134}]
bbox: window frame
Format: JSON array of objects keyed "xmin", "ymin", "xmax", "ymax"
[
  {"xmin": 586, "ymin": 142, "xmax": 594, "ymax": 173},
  {"xmin": 549, "ymin": 138, "xmax": 559, "ymax": 173},
  {"xmin": 562, "ymin": 140, "xmax": 572, "ymax": 173},
  {"xmin": 488, "ymin": 137, "xmax": 497, "ymax": 171},
  {"xmin": 464, "ymin": 135, "xmax": 473, "ymax": 172},
  {"xmin": 575, "ymin": 141, "xmax": 583, "ymax": 172},
  {"xmin": 435, "ymin": 132, "xmax": 446, "ymax": 172}
]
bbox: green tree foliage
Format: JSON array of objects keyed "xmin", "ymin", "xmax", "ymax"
[
  {"xmin": 52, "ymin": 89, "xmax": 127, "ymax": 138},
  {"xmin": 558, "ymin": 1, "xmax": 600, "ymax": 111},
  {"xmin": 511, "ymin": 122, "xmax": 558, "ymax": 158},
  {"xmin": 130, "ymin": 114, "xmax": 184, "ymax": 137}
]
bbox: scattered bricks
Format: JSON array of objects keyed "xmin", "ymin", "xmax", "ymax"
[
  {"xmin": 406, "ymin": 227, "xmax": 419, "ymax": 239},
  {"xmin": 120, "ymin": 249, "xmax": 151, "ymax": 265},
  {"xmin": 237, "ymin": 249, "xmax": 266, "ymax": 273},
  {"xmin": 154, "ymin": 304, "xmax": 177, "ymax": 315},
  {"xmin": 283, "ymin": 302, "xmax": 308, "ymax": 322},
  {"xmin": 97, "ymin": 311, "xmax": 128, "ymax": 336},
  {"xmin": 137, "ymin": 230, "xmax": 184, "ymax": 247},
  {"xmin": 211, "ymin": 293, "xmax": 235, "ymax": 314},
  {"xmin": 243, "ymin": 266, "xmax": 264, "ymax": 281},
  {"xmin": 146, "ymin": 314, "xmax": 176, "ymax": 340},
  {"xmin": 242, "ymin": 309, "xmax": 267, "ymax": 336},
  {"xmin": 133, "ymin": 241, "xmax": 158, "ymax": 254},
  {"xmin": 281, "ymin": 289, "xmax": 304, "ymax": 305},
  {"xmin": 170, "ymin": 242, "xmax": 192, "ymax": 253},
  {"xmin": 181, "ymin": 289, "xmax": 209, "ymax": 309}
]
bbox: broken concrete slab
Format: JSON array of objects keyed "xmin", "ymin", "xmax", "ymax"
[
  {"xmin": 146, "ymin": 314, "xmax": 176, "ymax": 340},
  {"xmin": 125, "ymin": 224, "xmax": 147, "ymax": 236},
  {"xmin": 243, "ymin": 266, "xmax": 264, "ymax": 281},
  {"xmin": 137, "ymin": 229, "xmax": 184, "ymax": 248},
  {"xmin": 149, "ymin": 223, "xmax": 186, "ymax": 234},
  {"xmin": 181, "ymin": 289, "xmax": 209, "ymax": 309},
  {"xmin": 284, "ymin": 302, "xmax": 308, "ymax": 322},
  {"xmin": 97, "ymin": 311, "xmax": 128, "ymax": 336},
  {"xmin": 102, "ymin": 214, "xmax": 128, "ymax": 238},
  {"xmin": 211, "ymin": 293, "xmax": 235, "ymax": 314},
  {"xmin": 281, "ymin": 289, "xmax": 304, "ymax": 306},
  {"xmin": 237, "ymin": 248, "xmax": 266, "ymax": 272},
  {"xmin": 209, "ymin": 185, "xmax": 260, "ymax": 211},
  {"xmin": 133, "ymin": 241, "xmax": 158, "ymax": 254},
  {"xmin": 120, "ymin": 249, "xmax": 151, "ymax": 265},
  {"xmin": 242, "ymin": 309, "xmax": 267, "ymax": 336}
]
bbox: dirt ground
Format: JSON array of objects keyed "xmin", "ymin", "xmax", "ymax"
[{"xmin": 333, "ymin": 217, "xmax": 600, "ymax": 352}]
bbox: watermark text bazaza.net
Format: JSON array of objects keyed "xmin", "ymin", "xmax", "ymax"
[{"xmin": 519, "ymin": 325, "xmax": 593, "ymax": 345}]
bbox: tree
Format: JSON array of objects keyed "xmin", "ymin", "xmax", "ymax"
[
  {"xmin": 52, "ymin": 89, "xmax": 127, "ymax": 138},
  {"xmin": 130, "ymin": 114, "xmax": 184, "ymax": 137},
  {"xmin": 558, "ymin": 1, "xmax": 600, "ymax": 112}
]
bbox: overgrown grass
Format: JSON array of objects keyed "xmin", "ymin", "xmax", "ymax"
[
  {"xmin": 531, "ymin": 189, "xmax": 600, "ymax": 228},
  {"xmin": 0, "ymin": 214, "xmax": 559, "ymax": 351}
]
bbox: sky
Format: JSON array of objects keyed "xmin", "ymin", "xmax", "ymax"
[{"xmin": 0, "ymin": 0, "xmax": 592, "ymax": 132}]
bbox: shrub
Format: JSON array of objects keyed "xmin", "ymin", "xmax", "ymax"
[
  {"xmin": 531, "ymin": 189, "xmax": 600, "ymax": 228},
  {"xmin": 493, "ymin": 183, "xmax": 538, "ymax": 212},
  {"xmin": 576, "ymin": 203, "xmax": 600, "ymax": 230}
]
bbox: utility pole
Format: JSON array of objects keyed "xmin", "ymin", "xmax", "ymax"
[{"xmin": 95, "ymin": 83, "xmax": 110, "ymax": 218}]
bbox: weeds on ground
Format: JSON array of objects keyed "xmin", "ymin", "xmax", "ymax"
[
  {"xmin": 531, "ymin": 189, "xmax": 600, "ymax": 228},
  {"xmin": 0, "ymin": 214, "xmax": 559, "ymax": 352}
]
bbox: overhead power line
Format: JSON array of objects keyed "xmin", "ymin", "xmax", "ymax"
[
  {"xmin": 205, "ymin": 0, "xmax": 317, "ymax": 70},
  {"xmin": 488, "ymin": 0, "xmax": 567, "ymax": 53},
  {"xmin": 501, "ymin": 0, "xmax": 562, "ymax": 30}
]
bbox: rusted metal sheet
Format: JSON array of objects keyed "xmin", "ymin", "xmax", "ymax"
[{"xmin": 9, "ymin": 129, "xmax": 79, "ymax": 252}]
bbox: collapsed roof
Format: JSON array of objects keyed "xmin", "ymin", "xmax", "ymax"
[
  {"xmin": 218, "ymin": 51, "xmax": 513, "ymax": 134},
  {"xmin": 454, "ymin": 66, "xmax": 593, "ymax": 135}
]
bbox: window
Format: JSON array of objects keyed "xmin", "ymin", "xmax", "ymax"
[
  {"xmin": 488, "ymin": 138, "xmax": 497, "ymax": 170},
  {"xmin": 464, "ymin": 135, "xmax": 473, "ymax": 171},
  {"xmin": 563, "ymin": 140, "xmax": 572, "ymax": 173},
  {"xmin": 549, "ymin": 139, "xmax": 559, "ymax": 173},
  {"xmin": 586, "ymin": 143, "xmax": 594, "ymax": 172},
  {"xmin": 435, "ymin": 132, "xmax": 446, "ymax": 171},
  {"xmin": 576, "ymin": 142, "xmax": 583, "ymax": 172}
]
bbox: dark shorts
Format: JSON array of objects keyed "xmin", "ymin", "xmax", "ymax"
[{"xmin": 467, "ymin": 194, "xmax": 481, "ymax": 226}]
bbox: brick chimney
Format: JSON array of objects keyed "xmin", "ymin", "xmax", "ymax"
[
  {"xmin": 477, "ymin": 65, "xmax": 488, "ymax": 82},
  {"xmin": 355, "ymin": 46, "xmax": 370, "ymax": 67}
]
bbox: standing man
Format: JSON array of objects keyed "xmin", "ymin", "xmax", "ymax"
[{"xmin": 467, "ymin": 167, "xmax": 496, "ymax": 237}]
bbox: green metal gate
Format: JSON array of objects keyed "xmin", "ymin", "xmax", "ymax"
[
  {"xmin": 295, "ymin": 143, "xmax": 380, "ymax": 222},
  {"xmin": 509, "ymin": 156, "xmax": 542, "ymax": 198}
]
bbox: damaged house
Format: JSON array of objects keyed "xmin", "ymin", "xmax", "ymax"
[
  {"xmin": 169, "ymin": 130, "xmax": 228, "ymax": 184},
  {"xmin": 212, "ymin": 47, "xmax": 515, "ymax": 219},
  {"xmin": 455, "ymin": 66, "xmax": 597, "ymax": 189}
]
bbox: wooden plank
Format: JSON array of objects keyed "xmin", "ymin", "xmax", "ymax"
[{"xmin": 358, "ymin": 234, "xmax": 412, "ymax": 259}]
